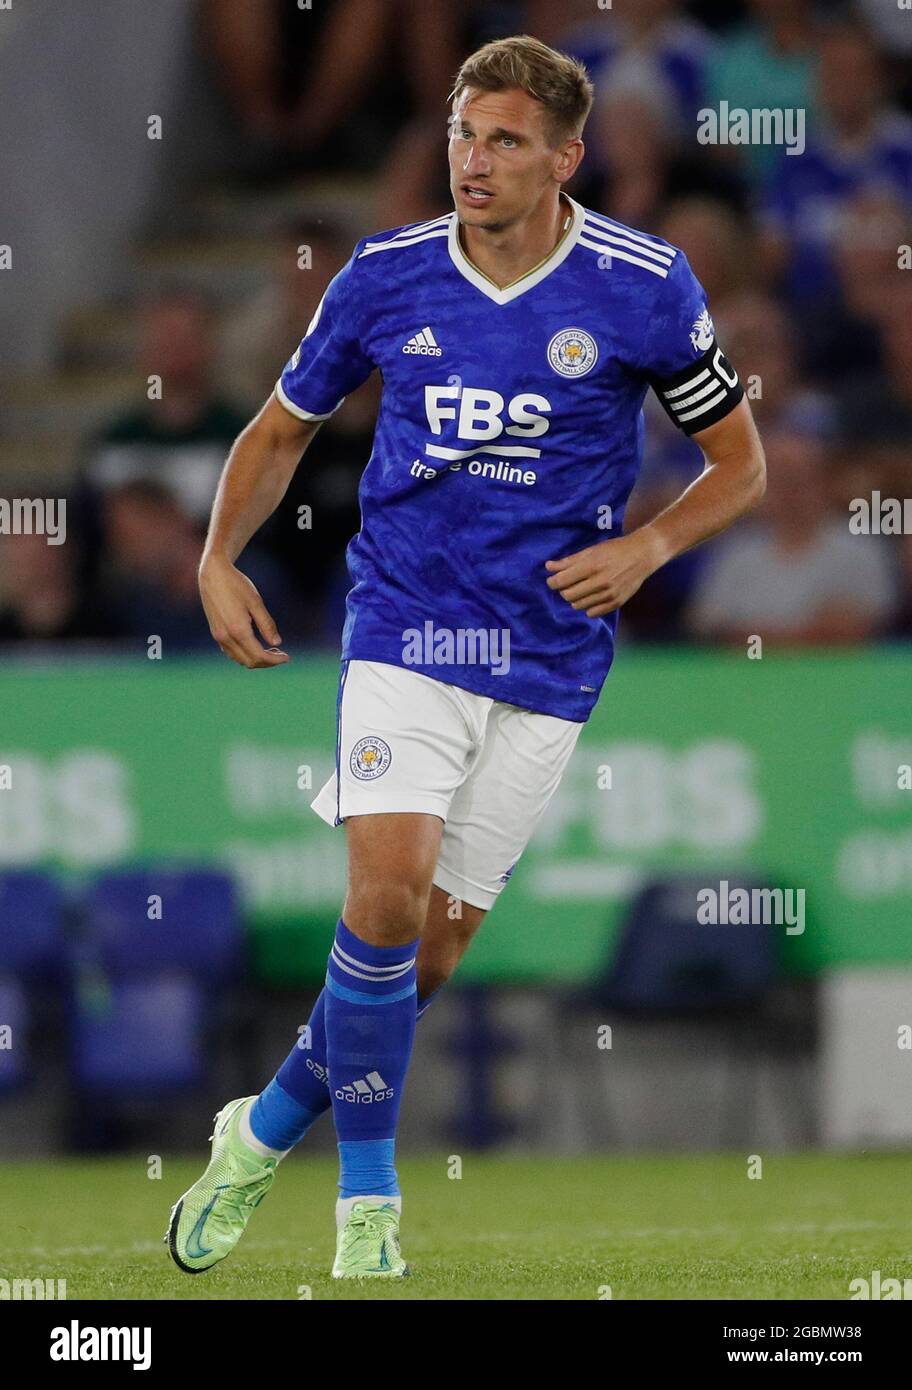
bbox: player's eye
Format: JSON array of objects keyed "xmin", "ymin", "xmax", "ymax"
[{"xmin": 501, "ymin": 136, "xmax": 517, "ymax": 148}]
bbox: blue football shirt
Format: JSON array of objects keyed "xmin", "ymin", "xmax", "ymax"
[{"xmin": 277, "ymin": 195, "xmax": 743, "ymax": 720}]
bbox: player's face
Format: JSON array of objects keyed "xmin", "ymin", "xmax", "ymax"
[{"xmin": 448, "ymin": 87, "xmax": 576, "ymax": 232}]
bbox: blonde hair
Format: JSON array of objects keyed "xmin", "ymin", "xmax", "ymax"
[{"xmin": 451, "ymin": 35, "xmax": 594, "ymax": 146}]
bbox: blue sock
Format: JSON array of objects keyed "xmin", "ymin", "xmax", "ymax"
[
  {"xmin": 248, "ymin": 989, "xmax": 330, "ymax": 1150},
  {"xmin": 248, "ymin": 1077, "xmax": 320, "ymax": 1152},
  {"xmin": 249, "ymin": 974, "xmax": 440, "ymax": 1154},
  {"xmin": 325, "ymin": 919, "xmax": 417, "ymax": 1199},
  {"xmin": 275, "ymin": 989, "xmax": 329, "ymax": 1112}
]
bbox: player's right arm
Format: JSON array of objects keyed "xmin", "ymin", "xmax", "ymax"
[
  {"xmin": 200, "ymin": 241, "xmax": 375, "ymax": 669},
  {"xmin": 199, "ymin": 396, "xmax": 321, "ymax": 669}
]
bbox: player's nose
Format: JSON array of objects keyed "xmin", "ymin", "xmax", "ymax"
[{"xmin": 461, "ymin": 142, "xmax": 491, "ymax": 176}]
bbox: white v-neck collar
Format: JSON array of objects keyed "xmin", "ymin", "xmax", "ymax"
[{"xmin": 447, "ymin": 195, "xmax": 584, "ymax": 305}]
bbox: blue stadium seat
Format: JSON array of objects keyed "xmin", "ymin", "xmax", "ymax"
[
  {"xmin": 0, "ymin": 980, "xmax": 28, "ymax": 1092},
  {"xmin": 0, "ymin": 870, "xmax": 65, "ymax": 977},
  {"xmin": 599, "ymin": 874, "xmax": 778, "ymax": 1012},
  {"xmin": 70, "ymin": 866, "xmax": 243, "ymax": 1097},
  {"xmin": 0, "ymin": 871, "xmax": 66, "ymax": 1094},
  {"xmin": 84, "ymin": 868, "xmax": 242, "ymax": 982},
  {"xmin": 72, "ymin": 977, "xmax": 203, "ymax": 1092}
]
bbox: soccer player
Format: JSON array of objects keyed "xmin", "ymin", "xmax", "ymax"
[{"xmin": 166, "ymin": 35, "xmax": 765, "ymax": 1280}]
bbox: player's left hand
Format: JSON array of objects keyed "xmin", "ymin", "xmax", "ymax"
[{"xmin": 545, "ymin": 531, "xmax": 665, "ymax": 618}]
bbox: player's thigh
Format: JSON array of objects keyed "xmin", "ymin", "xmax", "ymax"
[
  {"xmin": 343, "ymin": 811, "xmax": 444, "ymax": 945},
  {"xmin": 433, "ymin": 702, "xmax": 583, "ymax": 911},
  {"xmin": 311, "ymin": 659, "xmax": 486, "ymax": 827},
  {"xmin": 312, "ymin": 660, "xmax": 488, "ymax": 942}
]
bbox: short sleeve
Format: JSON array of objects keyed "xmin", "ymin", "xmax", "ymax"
[
  {"xmin": 275, "ymin": 247, "xmax": 375, "ymax": 421},
  {"xmin": 639, "ymin": 250, "xmax": 744, "ymax": 436}
]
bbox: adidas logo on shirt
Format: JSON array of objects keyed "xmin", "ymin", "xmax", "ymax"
[
  {"xmin": 334, "ymin": 1070, "xmax": 395, "ymax": 1104},
  {"xmin": 402, "ymin": 327, "xmax": 442, "ymax": 356}
]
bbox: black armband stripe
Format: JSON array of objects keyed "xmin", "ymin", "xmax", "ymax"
[{"xmin": 650, "ymin": 338, "xmax": 743, "ymax": 435}]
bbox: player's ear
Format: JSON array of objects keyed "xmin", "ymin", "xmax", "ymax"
[{"xmin": 555, "ymin": 137, "xmax": 584, "ymax": 185}]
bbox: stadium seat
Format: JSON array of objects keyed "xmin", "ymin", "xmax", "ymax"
[
  {"xmin": 84, "ymin": 868, "xmax": 242, "ymax": 982},
  {"xmin": 70, "ymin": 867, "xmax": 243, "ymax": 1098},
  {"xmin": 0, "ymin": 870, "xmax": 66, "ymax": 978},
  {"xmin": 0, "ymin": 871, "xmax": 67, "ymax": 1094},
  {"xmin": 0, "ymin": 980, "xmax": 29, "ymax": 1092},
  {"xmin": 562, "ymin": 873, "xmax": 815, "ymax": 1148},
  {"xmin": 598, "ymin": 874, "xmax": 779, "ymax": 1012},
  {"xmin": 71, "ymin": 977, "xmax": 203, "ymax": 1092}
]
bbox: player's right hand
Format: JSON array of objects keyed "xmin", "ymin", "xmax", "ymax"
[{"xmin": 198, "ymin": 554, "xmax": 289, "ymax": 669}]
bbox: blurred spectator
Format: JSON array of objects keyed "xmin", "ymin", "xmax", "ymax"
[
  {"xmin": 836, "ymin": 280, "xmax": 912, "ymax": 459},
  {"xmin": 200, "ymin": 0, "xmax": 370, "ymax": 155},
  {"xmin": 96, "ymin": 479, "xmax": 296, "ymax": 651},
  {"xmin": 578, "ymin": 90, "xmax": 748, "ymax": 226},
  {"xmin": 0, "ymin": 531, "xmax": 116, "ymax": 644},
  {"xmin": 200, "ymin": 0, "xmax": 461, "ymax": 221},
  {"xmin": 798, "ymin": 191, "xmax": 908, "ymax": 386},
  {"xmin": 718, "ymin": 292, "xmax": 834, "ymax": 436},
  {"xmin": 857, "ymin": 0, "xmax": 912, "ymax": 58},
  {"xmin": 761, "ymin": 22, "xmax": 912, "ymax": 304},
  {"xmin": 559, "ymin": 0, "xmax": 717, "ymax": 136},
  {"xmin": 660, "ymin": 197, "xmax": 756, "ymax": 305},
  {"xmin": 82, "ymin": 289, "xmax": 247, "ymax": 526},
  {"xmin": 271, "ymin": 377, "xmax": 380, "ymax": 644},
  {"xmin": 221, "ymin": 217, "xmax": 378, "ymax": 640},
  {"xmin": 686, "ymin": 432, "xmax": 896, "ymax": 645},
  {"xmin": 97, "ymin": 480, "xmax": 210, "ymax": 648},
  {"xmin": 221, "ymin": 219, "xmax": 347, "ymax": 407},
  {"xmin": 707, "ymin": 0, "xmax": 820, "ymax": 180}
]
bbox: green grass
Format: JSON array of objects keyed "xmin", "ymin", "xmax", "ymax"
[{"xmin": 1, "ymin": 1152, "xmax": 910, "ymax": 1300}]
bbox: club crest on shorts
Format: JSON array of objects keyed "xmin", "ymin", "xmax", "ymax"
[
  {"xmin": 548, "ymin": 327, "xmax": 598, "ymax": 378},
  {"xmin": 350, "ymin": 736, "xmax": 392, "ymax": 780}
]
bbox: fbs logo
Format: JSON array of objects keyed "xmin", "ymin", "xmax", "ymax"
[
  {"xmin": 335, "ymin": 1071, "xmax": 394, "ymax": 1104},
  {"xmin": 403, "ymin": 327, "xmax": 442, "ymax": 356}
]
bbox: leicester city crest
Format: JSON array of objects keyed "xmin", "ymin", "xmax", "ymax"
[
  {"xmin": 548, "ymin": 327, "xmax": 598, "ymax": 378},
  {"xmin": 350, "ymin": 736, "xmax": 392, "ymax": 781}
]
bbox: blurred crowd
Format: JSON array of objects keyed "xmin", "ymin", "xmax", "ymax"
[{"xmin": 3, "ymin": 0, "xmax": 912, "ymax": 651}]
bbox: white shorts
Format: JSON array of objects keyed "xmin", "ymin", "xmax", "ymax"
[{"xmin": 311, "ymin": 659, "xmax": 583, "ymax": 910}]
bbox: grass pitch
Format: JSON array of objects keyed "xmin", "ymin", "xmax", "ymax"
[{"xmin": 1, "ymin": 1152, "xmax": 910, "ymax": 1300}]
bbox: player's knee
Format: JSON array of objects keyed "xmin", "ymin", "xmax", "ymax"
[{"xmin": 344, "ymin": 876, "xmax": 428, "ymax": 945}]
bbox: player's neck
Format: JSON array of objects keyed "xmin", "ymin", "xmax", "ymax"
[{"xmin": 458, "ymin": 193, "xmax": 572, "ymax": 291}]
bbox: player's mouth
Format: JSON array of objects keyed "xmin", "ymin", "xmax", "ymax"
[{"xmin": 460, "ymin": 183, "xmax": 494, "ymax": 204}]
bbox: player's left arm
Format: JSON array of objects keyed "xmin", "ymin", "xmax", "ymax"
[{"xmin": 546, "ymin": 398, "xmax": 766, "ymax": 618}]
